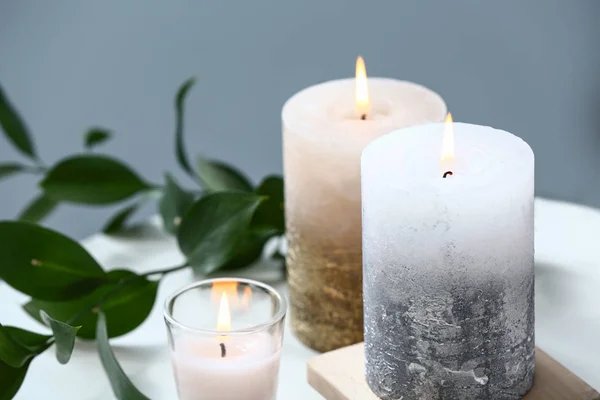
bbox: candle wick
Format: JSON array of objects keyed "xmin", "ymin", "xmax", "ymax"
[
  {"xmin": 443, "ymin": 171, "xmax": 453, "ymax": 178},
  {"xmin": 361, "ymin": 114, "xmax": 367, "ymax": 120},
  {"xmin": 219, "ymin": 342, "xmax": 226, "ymax": 358}
]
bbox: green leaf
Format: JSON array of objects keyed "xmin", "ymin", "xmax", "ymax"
[
  {"xmin": 0, "ymin": 324, "xmax": 50, "ymax": 368},
  {"xmin": 0, "ymin": 163, "xmax": 26, "ymax": 181},
  {"xmin": 102, "ymin": 203, "xmax": 140, "ymax": 234},
  {"xmin": 96, "ymin": 312, "xmax": 151, "ymax": 400},
  {"xmin": 220, "ymin": 227, "xmax": 279, "ymax": 271},
  {"xmin": 2, "ymin": 327, "xmax": 51, "ymax": 350},
  {"xmin": 0, "ymin": 325, "xmax": 35, "ymax": 368},
  {"xmin": 159, "ymin": 173, "xmax": 195, "ymax": 234},
  {"xmin": 0, "ymin": 359, "xmax": 31, "ymax": 400},
  {"xmin": 18, "ymin": 194, "xmax": 59, "ymax": 224},
  {"xmin": 178, "ymin": 192, "xmax": 265, "ymax": 274},
  {"xmin": 102, "ymin": 191, "xmax": 160, "ymax": 234},
  {"xmin": 196, "ymin": 156, "xmax": 253, "ymax": 192},
  {"xmin": 175, "ymin": 78, "xmax": 196, "ymax": 178},
  {"xmin": 24, "ymin": 270, "xmax": 158, "ymax": 339},
  {"xmin": 40, "ymin": 311, "xmax": 80, "ymax": 364},
  {"xmin": 0, "ymin": 85, "xmax": 37, "ymax": 160},
  {"xmin": 252, "ymin": 175, "xmax": 285, "ymax": 233},
  {"xmin": 84, "ymin": 128, "xmax": 112, "ymax": 150},
  {"xmin": 0, "ymin": 221, "xmax": 107, "ymax": 301},
  {"xmin": 41, "ymin": 155, "xmax": 149, "ymax": 205},
  {"xmin": 0, "ymin": 326, "xmax": 49, "ymax": 398}
]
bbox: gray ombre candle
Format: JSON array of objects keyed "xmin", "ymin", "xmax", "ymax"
[{"xmin": 361, "ymin": 118, "xmax": 535, "ymax": 399}]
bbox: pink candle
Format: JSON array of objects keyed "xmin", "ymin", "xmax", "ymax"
[
  {"xmin": 164, "ymin": 279, "xmax": 287, "ymax": 400},
  {"xmin": 171, "ymin": 334, "xmax": 280, "ymax": 400}
]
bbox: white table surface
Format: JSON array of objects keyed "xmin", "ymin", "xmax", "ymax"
[{"xmin": 1, "ymin": 197, "xmax": 599, "ymax": 399}]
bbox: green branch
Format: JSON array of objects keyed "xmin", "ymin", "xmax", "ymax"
[
  {"xmin": 67, "ymin": 263, "xmax": 189, "ymax": 325},
  {"xmin": 0, "ymin": 77, "xmax": 286, "ymax": 399}
]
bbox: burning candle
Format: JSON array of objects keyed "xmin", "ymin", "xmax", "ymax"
[
  {"xmin": 282, "ymin": 57, "xmax": 447, "ymax": 352},
  {"xmin": 362, "ymin": 117, "xmax": 535, "ymax": 399},
  {"xmin": 164, "ymin": 279, "xmax": 286, "ymax": 400}
]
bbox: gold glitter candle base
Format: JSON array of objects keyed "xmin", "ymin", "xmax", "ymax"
[{"xmin": 287, "ymin": 229, "xmax": 364, "ymax": 353}]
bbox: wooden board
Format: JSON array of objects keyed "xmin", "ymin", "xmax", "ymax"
[{"xmin": 308, "ymin": 343, "xmax": 600, "ymax": 400}]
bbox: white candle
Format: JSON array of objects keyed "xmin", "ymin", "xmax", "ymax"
[
  {"xmin": 171, "ymin": 334, "xmax": 280, "ymax": 400},
  {"xmin": 362, "ymin": 121, "xmax": 535, "ymax": 399},
  {"xmin": 165, "ymin": 279, "xmax": 286, "ymax": 400},
  {"xmin": 282, "ymin": 58, "xmax": 447, "ymax": 352}
]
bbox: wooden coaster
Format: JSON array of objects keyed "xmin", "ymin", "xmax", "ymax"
[{"xmin": 307, "ymin": 343, "xmax": 600, "ymax": 400}]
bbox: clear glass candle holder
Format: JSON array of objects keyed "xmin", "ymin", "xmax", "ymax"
[{"xmin": 164, "ymin": 278, "xmax": 287, "ymax": 400}]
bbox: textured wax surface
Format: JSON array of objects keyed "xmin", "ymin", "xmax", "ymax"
[
  {"xmin": 364, "ymin": 278, "xmax": 534, "ymax": 399},
  {"xmin": 286, "ymin": 221, "xmax": 364, "ymax": 351},
  {"xmin": 282, "ymin": 79, "xmax": 446, "ymax": 351},
  {"xmin": 362, "ymin": 124, "xmax": 535, "ymax": 399}
]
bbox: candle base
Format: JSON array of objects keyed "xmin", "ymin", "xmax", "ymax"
[
  {"xmin": 308, "ymin": 343, "xmax": 598, "ymax": 400},
  {"xmin": 287, "ymin": 230, "xmax": 364, "ymax": 352},
  {"xmin": 364, "ymin": 280, "xmax": 534, "ymax": 400}
]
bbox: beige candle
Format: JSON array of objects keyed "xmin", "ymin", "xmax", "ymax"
[{"xmin": 281, "ymin": 57, "xmax": 447, "ymax": 352}]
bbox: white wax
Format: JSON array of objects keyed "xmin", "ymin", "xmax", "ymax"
[
  {"xmin": 361, "ymin": 122, "xmax": 534, "ymax": 280},
  {"xmin": 282, "ymin": 78, "xmax": 447, "ymax": 350},
  {"xmin": 170, "ymin": 333, "xmax": 280, "ymax": 400},
  {"xmin": 361, "ymin": 123, "xmax": 535, "ymax": 398}
]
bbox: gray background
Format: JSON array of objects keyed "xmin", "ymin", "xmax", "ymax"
[{"xmin": 0, "ymin": 1, "xmax": 599, "ymax": 239}]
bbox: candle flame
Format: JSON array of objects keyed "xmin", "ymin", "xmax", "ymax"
[
  {"xmin": 441, "ymin": 112, "xmax": 455, "ymax": 172},
  {"xmin": 216, "ymin": 292, "xmax": 232, "ymax": 332},
  {"xmin": 355, "ymin": 56, "xmax": 370, "ymax": 119},
  {"xmin": 212, "ymin": 282, "xmax": 235, "ymax": 335},
  {"xmin": 211, "ymin": 281, "xmax": 239, "ymax": 307},
  {"xmin": 240, "ymin": 286, "xmax": 252, "ymax": 308},
  {"xmin": 211, "ymin": 281, "xmax": 253, "ymax": 336}
]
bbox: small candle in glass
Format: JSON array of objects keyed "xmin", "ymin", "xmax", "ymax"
[{"xmin": 164, "ymin": 278, "xmax": 287, "ymax": 400}]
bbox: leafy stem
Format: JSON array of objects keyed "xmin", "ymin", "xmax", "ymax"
[
  {"xmin": 0, "ymin": 77, "xmax": 286, "ymax": 399},
  {"xmin": 140, "ymin": 262, "xmax": 190, "ymax": 278},
  {"xmin": 66, "ymin": 263, "xmax": 189, "ymax": 325}
]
